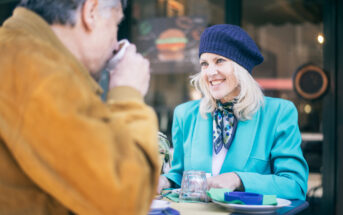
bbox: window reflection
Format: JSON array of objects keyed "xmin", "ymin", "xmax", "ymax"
[
  {"xmin": 132, "ymin": 0, "xmax": 226, "ymax": 137},
  {"xmin": 242, "ymin": 0, "xmax": 323, "ymax": 132},
  {"xmin": 242, "ymin": 0, "xmax": 324, "ymax": 204}
]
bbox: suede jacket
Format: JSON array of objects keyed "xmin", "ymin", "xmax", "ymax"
[{"xmin": 0, "ymin": 7, "xmax": 159, "ymax": 215}]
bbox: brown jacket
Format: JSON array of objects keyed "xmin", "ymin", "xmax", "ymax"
[{"xmin": 0, "ymin": 7, "xmax": 159, "ymax": 215}]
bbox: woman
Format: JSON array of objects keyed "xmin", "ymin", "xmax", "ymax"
[{"xmin": 158, "ymin": 24, "xmax": 308, "ymax": 200}]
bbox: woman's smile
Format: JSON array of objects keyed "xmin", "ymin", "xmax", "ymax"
[
  {"xmin": 200, "ymin": 53, "xmax": 239, "ymax": 102},
  {"xmin": 210, "ymin": 79, "xmax": 226, "ymax": 86}
]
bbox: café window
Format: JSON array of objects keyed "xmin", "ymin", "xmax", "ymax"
[
  {"xmin": 131, "ymin": 0, "xmax": 226, "ymax": 137},
  {"xmin": 242, "ymin": 0, "xmax": 324, "ymax": 207}
]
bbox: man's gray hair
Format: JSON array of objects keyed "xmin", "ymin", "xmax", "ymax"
[{"xmin": 18, "ymin": 0, "xmax": 127, "ymax": 26}]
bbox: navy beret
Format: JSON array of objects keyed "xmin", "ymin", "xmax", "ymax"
[{"xmin": 199, "ymin": 24, "xmax": 264, "ymax": 73}]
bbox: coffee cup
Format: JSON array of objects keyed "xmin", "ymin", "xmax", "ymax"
[{"xmin": 106, "ymin": 39, "xmax": 130, "ymax": 73}]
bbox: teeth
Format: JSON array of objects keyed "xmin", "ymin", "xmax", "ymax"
[{"xmin": 211, "ymin": 80, "xmax": 223, "ymax": 86}]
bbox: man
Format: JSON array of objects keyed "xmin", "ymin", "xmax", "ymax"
[{"xmin": 0, "ymin": 0, "xmax": 159, "ymax": 214}]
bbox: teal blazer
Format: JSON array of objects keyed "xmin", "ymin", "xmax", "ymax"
[{"xmin": 164, "ymin": 97, "xmax": 308, "ymax": 200}]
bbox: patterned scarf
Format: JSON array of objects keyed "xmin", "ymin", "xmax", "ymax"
[{"xmin": 212, "ymin": 100, "xmax": 238, "ymax": 154}]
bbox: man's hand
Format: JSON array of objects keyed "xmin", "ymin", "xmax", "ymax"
[
  {"xmin": 157, "ymin": 175, "xmax": 171, "ymax": 194},
  {"xmin": 108, "ymin": 44, "xmax": 150, "ymax": 96},
  {"xmin": 207, "ymin": 172, "xmax": 244, "ymax": 191}
]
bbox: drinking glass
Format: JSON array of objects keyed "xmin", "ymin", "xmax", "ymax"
[{"xmin": 179, "ymin": 170, "xmax": 209, "ymax": 202}]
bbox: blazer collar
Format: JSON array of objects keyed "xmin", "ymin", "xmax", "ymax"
[
  {"xmin": 220, "ymin": 111, "xmax": 260, "ymax": 173},
  {"xmin": 190, "ymin": 112, "xmax": 213, "ymax": 173},
  {"xmin": 190, "ymin": 110, "xmax": 260, "ymax": 175}
]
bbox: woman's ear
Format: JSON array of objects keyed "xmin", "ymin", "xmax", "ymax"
[{"xmin": 81, "ymin": 0, "xmax": 99, "ymax": 32}]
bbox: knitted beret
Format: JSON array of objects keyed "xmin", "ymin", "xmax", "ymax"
[{"xmin": 199, "ymin": 24, "xmax": 264, "ymax": 73}]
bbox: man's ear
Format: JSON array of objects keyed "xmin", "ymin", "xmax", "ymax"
[{"xmin": 81, "ymin": 0, "xmax": 99, "ymax": 32}]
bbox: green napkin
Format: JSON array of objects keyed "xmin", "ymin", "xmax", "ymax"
[
  {"xmin": 206, "ymin": 188, "xmax": 232, "ymax": 202},
  {"xmin": 262, "ymin": 195, "xmax": 277, "ymax": 205},
  {"xmin": 206, "ymin": 188, "xmax": 277, "ymax": 205},
  {"xmin": 165, "ymin": 192, "xmax": 201, "ymax": 203}
]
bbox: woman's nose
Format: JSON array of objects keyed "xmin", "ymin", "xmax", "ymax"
[{"xmin": 207, "ymin": 65, "xmax": 218, "ymax": 75}]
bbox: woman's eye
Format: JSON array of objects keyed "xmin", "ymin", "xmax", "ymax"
[
  {"xmin": 216, "ymin": 58, "xmax": 225, "ymax": 64},
  {"xmin": 200, "ymin": 62, "xmax": 208, "ymax": 67}
]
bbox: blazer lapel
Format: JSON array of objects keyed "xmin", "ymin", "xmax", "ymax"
[
  {"xmin": 220, "ymin": 110, "xmax": 260, "ymax": 173},
  {"xmin": 190, "ymin": 112, "xmax": 212, "ymax": 173}
]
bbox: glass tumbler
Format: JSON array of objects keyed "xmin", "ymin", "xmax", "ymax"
[{"xmin": 179, "ymin": 170, "xmax": 209, "ymax": 202}]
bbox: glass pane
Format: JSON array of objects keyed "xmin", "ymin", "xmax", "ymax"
[
  {"xmin": 131, "ymin": 0, "xmax": 226, "ymax": 137},
  {"xmin": 242, "ymin": 0, "xmax": 324, "ymax": 208}
]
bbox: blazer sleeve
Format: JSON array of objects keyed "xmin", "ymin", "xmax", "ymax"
[
  {"xmin": 235, "ymin": 102, "xmax": 309, "ymax": 200},
  {"xmin": 163, "ymin": 105, "xmax": 185, "ymax": 187}
]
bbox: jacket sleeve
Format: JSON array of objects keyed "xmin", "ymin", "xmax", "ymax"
[
  {"xmin": 11, "ymin": 69, "xmax": 159, "ymax": 215},
  {"xmin": 163, "ymin": 106, "xmax": 184, "ymax": 187},
  {"xmin": 235, "ymin": 102, "xmax": 309, "ymax": 200}
]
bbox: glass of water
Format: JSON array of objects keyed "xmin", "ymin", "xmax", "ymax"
[{"xmin": 179, "ymin": 170, "xmax": 209, "ymax": 202}]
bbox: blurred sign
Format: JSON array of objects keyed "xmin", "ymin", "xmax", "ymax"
[
  {"xmin": 256, "ymin": 78, "xmax": 293, "ymax": 90},
  {"xmin": 134, "ymin": 16, "xmax": 206, "ymax": 74},
  {"xmin": 167, "ymin": 0, "xmax": 185, "ymax": 17},
  {"xmin": 293, "ymin": 64, "xmax": 328, "ymax": 100}
]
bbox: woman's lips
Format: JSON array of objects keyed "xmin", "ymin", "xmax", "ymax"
[{"xmin": 210, "ymin": 79, "xmax": 225, "ymax": 86}]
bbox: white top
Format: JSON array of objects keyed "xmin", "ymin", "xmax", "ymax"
[{"xmin": 211, "ymin": 146, "xmax": 228, "ymax": 176}]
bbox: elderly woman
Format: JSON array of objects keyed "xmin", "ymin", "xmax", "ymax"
[{"xmin": 158, "ymin": 24, "xmax": 308, "ymax": 200}]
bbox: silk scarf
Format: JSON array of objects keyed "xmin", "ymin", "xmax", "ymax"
[{"xmin": 212, "ymin": 101, "xmax": 238, "ymax": 154}]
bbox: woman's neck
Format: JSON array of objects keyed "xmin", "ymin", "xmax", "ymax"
[{"xmin": 219, "ymin": 87, "xmax": 240, "ymax": 103}]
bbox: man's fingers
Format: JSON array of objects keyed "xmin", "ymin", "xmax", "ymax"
[{"xmin": 125, "ymin": 44, "xmax": 137, "ymax": 54}]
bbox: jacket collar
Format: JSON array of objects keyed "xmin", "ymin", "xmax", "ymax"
[
  {"xmin": 190, "ymin": 112, "xmax": 213, "ymax": 173},
  {"xmin": 3, "ymin": 7, "xmax": 103, "ymax": 95},
  {"xmin": 191, "ymin": 110, "xmax": 260, "ymax": 174},
  {"xmin": 220, "ymin": 112, "xmax": 259, "ymax": 173}
]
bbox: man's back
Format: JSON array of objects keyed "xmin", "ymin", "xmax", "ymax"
[
  {"xmin": 0, "ymin": 139, "xmax": 70, "ymax": 214},
  {"xmin": 0, "ymin": 8, "xmax": 83, "ymax": 215},
  {"xmin": 0, "ymin": 7, "xmax": 159, "ymax": 215}
]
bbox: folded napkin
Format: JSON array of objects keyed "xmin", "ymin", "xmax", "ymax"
[
  {"xmin": 206, "ymin": 188, "xmax": 277, "ymax": 205},
  {"xmin": 164, "ymin": 192, "xmax": 201, "ymax": 203},
  {"xmin": 206, "ymin": 188, "xmax": 232, "ymax": 202},
  {"xmin": 160, "ymin": 188, "xmax": 207, "ymax": 203}
]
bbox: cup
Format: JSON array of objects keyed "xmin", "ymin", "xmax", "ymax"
[
  {"xmin": 106, "ymin": 39, "xmax": 130, "ymax": 73},
  {"xmin": 179, "ymin": 170, "xmax": 209, "ymax": 202}
]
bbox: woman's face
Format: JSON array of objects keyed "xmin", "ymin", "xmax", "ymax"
[{"xmin": 200, "ymin": 53, "xmax": 240, "ymax": 103}]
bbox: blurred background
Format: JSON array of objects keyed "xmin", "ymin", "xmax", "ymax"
[
  {"xmin": 1, "ymin": 0, "xmax": 342, "ymax": 214},
  {"xmin": 128, "ymin": 4, "xmax": 325, "ymax": 214}
]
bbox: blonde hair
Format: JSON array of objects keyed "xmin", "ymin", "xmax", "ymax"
[{"xmin": 190, "ymin": 62, "xmax": 264, "ymax": 121}]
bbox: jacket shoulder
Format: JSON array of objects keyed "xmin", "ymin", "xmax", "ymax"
[
  {"xmin": 0, "ymin": 25, "xmax": 68, "ymax": 69},
  {"xmin": 173, "ymin": 100, "xmax": 201, "ymax": 133},
  {"xmin": 259, "ymin": 97, "xmax": 298, "ymax": 122},
  {"xmin": 174, "ymin": 100, "xmax": 200, "ymax": 116},
  {"xmin": 263, "ymin": 97, "xmax": 297, "ymax": 112}
]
